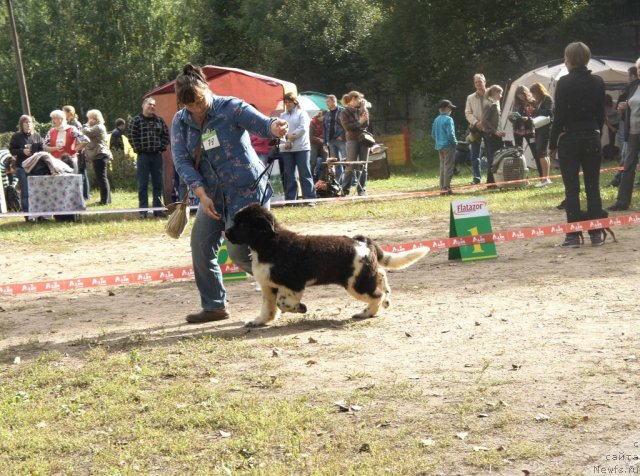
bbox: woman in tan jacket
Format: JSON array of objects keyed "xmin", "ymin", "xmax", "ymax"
[{"xmin": 82, "ymin": 110, "xmax": 113, "ymax": 205}]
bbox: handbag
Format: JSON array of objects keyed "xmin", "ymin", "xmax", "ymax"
[
  {"xmin": 359, "ymin": 129, "xmax": 376, "ymax": 147},
  {"xmin": 165, "ymin": 136, "xmax": 203, "ymax": 239}
]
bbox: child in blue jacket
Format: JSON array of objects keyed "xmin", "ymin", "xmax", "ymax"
[{"xmin": 431, "ymin": 100, "xmax": 458, "ymax": 194}]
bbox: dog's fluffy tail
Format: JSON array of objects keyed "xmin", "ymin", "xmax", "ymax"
[{"xmin": 378, "ymin": 246, "xmax": 429, "ymax": 270}]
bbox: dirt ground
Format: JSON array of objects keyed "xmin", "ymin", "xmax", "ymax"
[{"xmin": 2, "ymin": 209, "xmax": 640, "ymax": 474}]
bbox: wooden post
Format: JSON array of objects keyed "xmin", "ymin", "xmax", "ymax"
[{"xmin": 6, "ymin": 0, "xmax": 31, "ymax": 115}]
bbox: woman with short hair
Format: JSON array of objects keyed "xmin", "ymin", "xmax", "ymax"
[
  {"xmin": 82, "ymin": 109, "xmax": 113, "ymax": 205},
  {"xmin": 171, "ymin": 64, "xmax": 289, "ymax": 324},
  {"xmin": 549, "ymin": 41, "xmax": 607, "ymax": 247},
  {"xmin": 280, "ymin": 92, "xmax": 316, "ymax": 203}
]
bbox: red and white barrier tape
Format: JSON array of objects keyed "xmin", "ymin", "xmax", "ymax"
[
  {"xmin": 2, "ymin": 211, "xmax": 637, "ymax": 296},
  {"xmin": 0, "ymin": 167, "xmax": 623, "ymax": 218}
]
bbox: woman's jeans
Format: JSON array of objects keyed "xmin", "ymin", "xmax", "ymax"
[
  {"xmin": 558, "ymin": 131, "xmax": 606, "ymax": 236},
  {"xmin": 470, "ymin": 138, "xmax": 483, "ymax": 183},
  {"xmin": 16, "ymin": 167, "xmax": 29, "ymax": 212},
  {"xmin": 190, "ymin": 205, "xmax": 254, "ymax": 311},
  {"xmin": 281, "ymin": 149, "xmax": 316, "ymax": 201},
  {"xmin": 92, "ymin": 155, "xmax": 111, "ymax": 205},
  {"xmin": 328, "ymin": 139, "xmax": 346, "ymax": 182},
  {"xmin": 341, "ymin": 140, "xmax": 369, "ymax": 195}
]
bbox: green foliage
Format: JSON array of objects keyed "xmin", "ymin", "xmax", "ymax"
[{"xmin": 0, "ymin": 0, "xmax": 634, "ymax": 133}]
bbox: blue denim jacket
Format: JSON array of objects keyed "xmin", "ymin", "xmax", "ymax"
[{"xmin": 172, "ymin": 95, "xmax": 276, "ymax": 223}]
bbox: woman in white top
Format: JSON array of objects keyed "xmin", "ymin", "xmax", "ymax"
[{"xmin": 280, "ymin": 93, "xmax": 316, "ymax": 204}]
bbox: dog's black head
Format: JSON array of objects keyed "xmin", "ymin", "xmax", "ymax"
[{"xmin": 225, "ymin": 203, "xmax": 278, "ymax": 247}]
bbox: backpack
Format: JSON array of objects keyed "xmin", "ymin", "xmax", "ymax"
[{"xmin": 4, "ymin": 185, "xmax": 21, "ymax": 212}]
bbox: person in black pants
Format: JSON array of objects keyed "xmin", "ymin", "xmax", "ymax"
[{"xmin": 549, "ymin": 42, "xmax": 607, "ymax": 248}]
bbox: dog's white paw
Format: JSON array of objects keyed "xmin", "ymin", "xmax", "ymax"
[
  {"xmin": 382, "ymin": 298, "xmax": 391, "ymax": 309},
  {"xmin": 352, "ymin": 310, "xmax": 375, "ymax": 320},
  {"xmin": 244, "ymin": 318, "xmax": 268, "ymax": 328}
]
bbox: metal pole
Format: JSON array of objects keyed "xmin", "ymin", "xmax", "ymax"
[{"xmin": 6, "ymin": 0, "xmax": 31, "ymax": 115}]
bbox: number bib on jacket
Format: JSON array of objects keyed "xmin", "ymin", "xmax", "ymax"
[{"xmin": 202, "ymin": 129, "xmax": 220, "ymax": 150}]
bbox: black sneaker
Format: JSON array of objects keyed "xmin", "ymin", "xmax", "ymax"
[
  {"xmin": 589, "ymin": 230, "xmax": 605, "ymax": 246},
  {"xmin": 607, "ymin": 203, "xmax": 628, "ymax": 212},
  {"xmin": 559, "ymin": 234, "xmax": 582, "ymax": 248}
]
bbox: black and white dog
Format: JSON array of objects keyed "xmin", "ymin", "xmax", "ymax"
[{"xmin": 225, "ymin": 204, "xmax": 429, "ymax": 327}]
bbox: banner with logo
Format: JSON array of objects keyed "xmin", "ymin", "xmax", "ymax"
[{"xmin": 448, "ymin": 198, "xmax": 497, "ymax": 261}]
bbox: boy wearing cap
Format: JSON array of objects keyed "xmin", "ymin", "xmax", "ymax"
[{"xmin": 431, "ymin": 100, "xmax": 458, "ymax": 195}]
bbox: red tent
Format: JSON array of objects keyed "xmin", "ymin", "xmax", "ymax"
[{"xmin": 142, "ymin": 65, "xmax": 297, "ymax": 203}]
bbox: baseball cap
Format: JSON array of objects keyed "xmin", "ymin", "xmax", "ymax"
[{"xmin": 438, "ymin": 99, "xmax": 456, "ymax": 109}]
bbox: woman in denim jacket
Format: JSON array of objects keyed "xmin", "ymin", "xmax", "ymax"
[{"xmin": 171, "ymin": 64, "xmax": 289, "ymax": 324}]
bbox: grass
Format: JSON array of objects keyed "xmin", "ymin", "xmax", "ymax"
[{"xmin": 0, "ymin": 158, "xmax": 625, "ymax": 248}]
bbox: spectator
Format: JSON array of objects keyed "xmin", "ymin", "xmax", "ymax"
[
  {"xmin": 508, "ymin": 85, "xmax": 537, "ymax": 173},
  {"xmin": 82, "ymin": 109, "xmax": 113, "ymax": 205},
  {"xmin": 604, "ymin": 94, "xmax": 620, "ymax": 153},
  {"xmin": 170, "ymin": 64, "xmax": 288, "ymax": 323},
  {"xmin": 64, "ymin": 105, "xmax": 91, "ymax": 198},
  {"xmin": 324, "ymin": 94, "xmax": 346, "ymax": 181},
  {"xmin": 109, "ymin": 118, "xmax": 126, "ymax": 151},
  {"xmin": 530, "ymin": 82, "xmax": 554, "ymax": 187},
  {"xmin": 549, "ymin": 41, "xmax": 607, "ymax": 247},
  {"xmin": 1, "ymin": 150, "xmax": 17, "ymax": 188},
  {"xmin": 608, "ymin": 57, "xmax": 640, "ymax": 212},
  {"xmin": 9, "ymin": 115, "xmax": 44, "ymax": 219},
  {"xmin": 280, "ymin": 92, "xmax": 316, "ymax": 204},
  {"xmin": 608, "ymin": 66, "xmax": 638, "ymax": 187},
  {"xmin": 431, "ymin": 99, "xmax": 458, "ymax": 195},
  {"xmin": 128, "ymin": 97, "xmax": 170, "ymax": 218},
  {"xmin": 465, "ymin": 73, "xmax": 487, "ymax": 185},
  {"xmin": 339, "ymin": 90, "xmax": 371, "ymax": 196},
  {"xmin": 43, "ymin": 110, "xmax": 89, "ymax": 160},
  {"xmin": 250, "ymin": 134, "xmax": 272, "ymax": 166},
  {"xmin": 309, "ymin": 110, "xmax": 327, "ymax": 180},
  {"xmin": 480, "ymin": 85, "xmax": 506, "ymax": 185}
]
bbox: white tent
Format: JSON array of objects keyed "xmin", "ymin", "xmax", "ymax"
[{"xmin": 500, "ymin": 57, "xmax": 634, "ymax": 166}]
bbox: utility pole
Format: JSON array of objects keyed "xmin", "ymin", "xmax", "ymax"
[{"xmin": 6, "ymin": 0, "xmax": 31, "ymax": 115}]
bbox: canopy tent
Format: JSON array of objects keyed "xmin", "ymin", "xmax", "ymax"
[
  {"xmin": 142, "ymin": 65, "xmax": 297, "ymax": 203},
  {"xmin": 300, "ymin": 91, "xmax": 329, "ymax": 111},
  {"xmin": 500, "ymin": 57, "xmax": 634, "ymax": 167}
]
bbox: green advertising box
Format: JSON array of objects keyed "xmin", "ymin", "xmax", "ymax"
[{"xmin": 448, "ymin": 198, "xmax": 497, "ymax": 262}]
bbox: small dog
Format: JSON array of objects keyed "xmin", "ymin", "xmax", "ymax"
[{"xmin": 225, "ymin": 204, "xmax": 429, "ymax": 327}]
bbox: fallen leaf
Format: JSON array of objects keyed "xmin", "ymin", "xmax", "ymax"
[
  {"xmin": 475, "ymin": 321, "xmax": 481, "ymax": 326},
  {"xmin": 522, "ymin": 470, "xmax": 531, "ymax": 476},
  {"xmin": 496, "ymin": 445, "xmax": 505, "ymax": 451},
  {"xmin": 334, "ymin": 400, "xmax": 350, "ymax": 412},
  {"xmin": 308, "ymin": 337, "xmax": 318, "ymax": 344},
  {"xmin": 35, "ymin": 421, "xmax": 47, "ymax": 429},
  {"xmin": 305, "ymin": 360, "xmax": 317, "ymax": 366},
  {"xmin": 219, "ymin": 430, "xmax": 231, "ymax": 438},
  {"xmin": 405, "ymin": 331, "xmax": 412, "ymax": 337},
  {"xmin": 511, "ymin": 364, "xmax": 522, "ymax": 371},
  {"xmin": 623, "ymin": 355, "xmax": 637, "ymax": 361},
  {"xmin": 473, "ymin": 446, "xmax": 490, "ymax": 452},
  {"xmin": 13, "ymin": 356, "xmax": 21, "ymax": 365},
  {"xmin": 464, "ymin": 363, "xmax": 473, "ymax": 368},
  {"xmin": 420, "ymin": 438, "xmax": 435, "ymax": 447},
  {"xmin": 535, "ymin": 413, "xmax": 549, "ymax": 422},
  {"xmin": 350, "ymin": 404, "xmax": 363, "ymax": 412},
  {"xmin": 0, "ymin": 306, "xmax": 5, "ymax": 312},
  {"xmin": 477, "ymin": 413, "xmax": 489, "ymax": 418},
  {"xmin": 455, "ymin": 432, "xmax": 468, "ymax": 440},
  {"xmin": 272, "ymin": 348, "xmax": 283, "ymax": 357},
  {"xmin": 108, "ymin": 290, "xmax": 115, "ymax": 296}
]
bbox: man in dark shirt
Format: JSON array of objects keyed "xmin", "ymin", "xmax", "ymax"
[
  {"xmin": 128, "ymin": 98, "xmax": 170, "ymax": 218},
  {"xmin": 109, "ymin": 118, "xmax": 126, "ymax": 151},
  {"xmin": 323, "ymin": 95, "xmax": 346, "ymax": 181}
]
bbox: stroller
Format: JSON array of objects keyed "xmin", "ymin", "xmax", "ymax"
[{"xmin": 492, "ymin": 146, "xmax": 528, "ymax": 189}]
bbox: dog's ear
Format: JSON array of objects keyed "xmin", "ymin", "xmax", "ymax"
[{"xmin": 255, "ymin": 211, "xmax": 276, "ymax": 236}]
